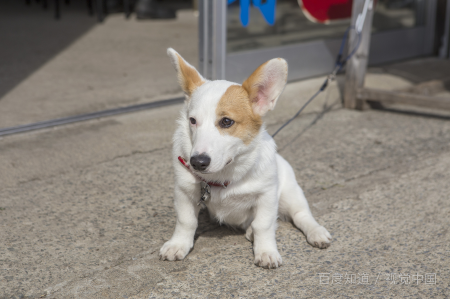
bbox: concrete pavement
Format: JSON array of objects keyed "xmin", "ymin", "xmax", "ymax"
[
  {"xmin": 1, "ymin": 4, "xmax": 450, "ymax": 297},
  {"xmin": 1, "ymin": 70, "xmax": 450, "ymax": 297}
]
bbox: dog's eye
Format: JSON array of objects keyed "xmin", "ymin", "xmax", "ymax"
[
  {"xmin": 219, "ymin": 117, "xmax": 234, "ymax": 128},
  {"xmin": 189, "ymin": 117, "xmax": 196, "ymax": 125}
]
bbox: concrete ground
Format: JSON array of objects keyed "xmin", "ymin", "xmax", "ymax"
[
  {"xmin": 1, "ymin": 4, "xmax": 450, "ymax": 299},
  {"xmin": 2, "ymin": 72, "xmax": 450, "ymax": 298}
]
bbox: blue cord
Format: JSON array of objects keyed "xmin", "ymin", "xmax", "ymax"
[{"xmin": 272, "ymin": 27, "xmax": 362, "ymax": 138}]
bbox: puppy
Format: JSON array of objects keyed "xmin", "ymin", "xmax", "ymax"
[{"xmin": 160, "ymin": 48, "xmax": 332, "ymax": 268}]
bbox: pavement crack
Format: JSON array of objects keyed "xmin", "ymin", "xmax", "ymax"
[
  {"xmin": 307, "ymin": 150, "xmax": 448, "ymax": 197},
  {"xmin": 343, "ymin": 165, "xmax": 393, "ymax": 184},
  {"xmin": 9, "ymin": 146, "xmax": 171, "ymax": 190},
  {"xmin": 98, "ymin": 146, "xmax": 170, "ymax": 165}
]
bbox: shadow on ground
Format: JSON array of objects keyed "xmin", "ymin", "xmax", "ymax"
[{"xmin": 0, "ymin": 0, "xmax": 97, "ymax": 100}]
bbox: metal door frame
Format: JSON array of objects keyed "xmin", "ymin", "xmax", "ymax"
[
  {"xmin": 439, "ymin": 0, "xmax": 450, "ymax": 58},
  {"xmin": 198, "ymin": 0, "xmax": 227, "ymax": 80}
]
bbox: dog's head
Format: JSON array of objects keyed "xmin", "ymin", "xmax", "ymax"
[{"xmin": 168, "ymin": 48, "xmax": 288, "ymax": 174}]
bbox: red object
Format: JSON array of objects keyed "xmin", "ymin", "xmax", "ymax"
[
  {"xmin": 299, "ymin": 0, "xmax": 353, "ymax": 24},
  {"xmin": 178, "ymin": 156, "xmax": 230, "ymax": 188},
  {"xmin": 178, "ymin": 156, "xmax": 190, "ymax": 168}
]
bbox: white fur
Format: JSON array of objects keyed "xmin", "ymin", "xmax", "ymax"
[{"xmin": 160, "ymin": 49, "xmax": 332, "ymax": 269}]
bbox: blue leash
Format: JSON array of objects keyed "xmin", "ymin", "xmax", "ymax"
[{"xmin": 272, "ymin": 26, "xmax": 362, "ymax": 138}]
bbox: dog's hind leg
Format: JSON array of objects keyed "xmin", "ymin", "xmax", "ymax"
[{"xmin": 276, "ymin": 154, "xmax": 332, "ymax": 248}]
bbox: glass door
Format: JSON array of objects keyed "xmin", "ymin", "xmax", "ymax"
[{"xmin": 199, "ymin": 0, "xmax": 437, "ymax": 82}]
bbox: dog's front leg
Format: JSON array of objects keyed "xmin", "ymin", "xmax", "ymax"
[
  {"xmin": 160, "ymin": 184, "xmax": 200, "ymax": 261},
  {"xmin": 251, "ymin": 192, "xmax": 282, "ymax": 269}
]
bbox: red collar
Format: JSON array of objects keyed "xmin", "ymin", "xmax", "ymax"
[{"xmin": 178, "ymin": 156, "xmax": 230, "ymax": 188}]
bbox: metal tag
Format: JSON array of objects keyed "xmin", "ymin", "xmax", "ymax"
[{"xmin": 199, "ymin": 181, "xmax": 211, "ymax": 205}]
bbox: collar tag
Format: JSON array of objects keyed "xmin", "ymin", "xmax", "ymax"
[{"xmin": 198, "ymin": 181, "xmax": 211, "ymax": 206}]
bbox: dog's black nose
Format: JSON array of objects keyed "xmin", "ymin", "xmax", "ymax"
[{"xmin": 190, "ymin": 154, "xmax": 211, "ymax": 171}]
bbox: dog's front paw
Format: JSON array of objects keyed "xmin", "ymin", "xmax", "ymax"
[
  {"xmin": 254, "ymin": 251, "xmax": 282, "ymax": 269},
  {"xmin": 159, "ymin": 240, "xmax": 192, "ymax": 261},
  {"xmin": 307, "ymin": 226, "xmax": 332, "ymax": 249}
]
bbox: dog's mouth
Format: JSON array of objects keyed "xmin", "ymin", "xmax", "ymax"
[{"xmin": 197, "ymin": 170, "xmax": 212, "ymax": 174}]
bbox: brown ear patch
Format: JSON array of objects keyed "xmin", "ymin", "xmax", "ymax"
[
  {"xmin": 175, "ymin": 53, "xmax": 205, "ymax": 96},
  {"xmin": 215, "ymin": 85, "xmax": 262, "ymax": 145}
]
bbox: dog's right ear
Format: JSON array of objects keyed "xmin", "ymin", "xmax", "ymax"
[{"xmin": 167, "ymin": 48, "xmax": 205, "ymax": 97}]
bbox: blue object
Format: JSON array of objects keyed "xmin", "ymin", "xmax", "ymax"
[{"xmin": 228, "ymin": 0, "xmax": 276, "ymax": 27}]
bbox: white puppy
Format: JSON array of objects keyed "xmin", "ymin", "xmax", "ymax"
[{"xmin": 160, "ymin": 48, "xmax": 332, "ymax": 269}]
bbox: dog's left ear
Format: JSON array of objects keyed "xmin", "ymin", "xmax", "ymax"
[
  {"xmin": 242, "ymin": 58, "xmax": 288, "ymax": 116},
  {"xmin": 167, "ymin": 48, "xmax": 205, "ymax": 97}
]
